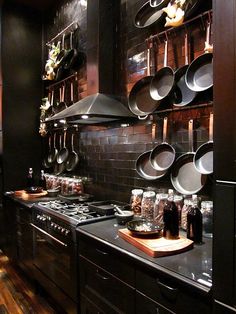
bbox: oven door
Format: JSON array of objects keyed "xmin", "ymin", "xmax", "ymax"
[{"xmin": 30, "ymin": 223, "xmax": 77, "ymax": 301}]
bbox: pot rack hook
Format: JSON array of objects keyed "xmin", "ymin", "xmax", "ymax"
[{"xmin": 164, "ymin": 31, "xmax": 168, "ymax": 41}]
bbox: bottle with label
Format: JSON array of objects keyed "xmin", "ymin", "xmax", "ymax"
[
  {"xmin": 163, "ymin": 189, "xmax": 179, "ymax": 239},
  {"xmin": 39, "ymin": 170, "xmax": 46, "ymax": 190},
  {"xmin": 187, "ymin": 194, "xmax": 203, "ymax": 244},
  {"xmin": 27, "ymin": 167, "xmax": 35, "ymax": 188}
]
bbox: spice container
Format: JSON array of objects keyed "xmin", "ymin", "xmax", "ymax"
[
  {"xmin": 130, "ymin": 189, "xmax": 143, "ymax": 216},
  {"xmin": 201, "ymin": 200, "xmax": 213, "ymax": 238},
  {"xmin": 154, "ymin": 193, "xmax": 168, "ymax": 226},
  {"xmin": 141, "ymin": 191, "xmax": 155, "ymax": 221}
]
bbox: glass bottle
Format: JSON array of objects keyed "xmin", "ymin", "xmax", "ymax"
[
  {"xmin": 181, "ymin": 198, "xmax": 192, "ymax": 231},
  {"xmin": 130, "ymin": 189, "xmax": 143, "ymax": 216},
  {"xmin": 39, "ymin": 169, "xmax": 46, "ymax": 189},
  {"xmin": 163, "ymin": 189, "xmax": 179, "ymax": 239},
  {"xmin": 174, "ymin": 194, "xmax": 184, "ymax": 227},
  {"xmin": 201, "ymin": 201, "xmax": 213, "ymax": 238},
  {"xmin": 154, "ymin": 193, "xmax": 168, "ymax": 226},
  {"xmin": 27, "ymin": 167, "xmax": 34, "ymax": 188},
  {"xmin": 141, "ymin": 191, "xmax": 155, "ymax": 221},
  {"xmin": 187, "ymin": 194, "xmax": 203, "ymax": 244}
]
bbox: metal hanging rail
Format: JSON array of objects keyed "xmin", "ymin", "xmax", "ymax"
[{"xmin": 47, "ymin": 21, "xmax": 78, "ymax": 45}]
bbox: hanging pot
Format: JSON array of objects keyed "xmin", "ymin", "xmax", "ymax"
[
  {"xmin": 128, "ymin": 40, "xmax": 159, "ymax": 119},
  {"xmin": 193, "ymin": 112, "xmax": 213, "ymax": 174},
  {"xmin": 66, "ymin": 133, "xmax": 79, "ymax": 172},
  {"xmin": 57, "ymin": 129, "xmax": 69, "ymax": 164},
  {"xmin": 170, "ymin": 120, "xmax": 207, "ymax": 195},
  {"xmin": 150, "ymin": 117, "xmax": 175, "ymax": 171},
  {"xmin": 48, "ymin": 132, "xmax": 58, "ymax": 164}
]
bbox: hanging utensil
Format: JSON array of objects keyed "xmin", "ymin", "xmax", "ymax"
[
  {"xmin": 42, "ymin": 136, "xmax": 53, "ymax": 169},
  {"xmin": 65, "ymin": 133, "xmax": 79, "ymax": 172},
  {"xmin": 54, "ymin": 134, "xmax": 66, "ymax": 175},
  {"xmin": 170, "ymin": 119, "xmax": 207, "ymax": 195},
  {"xmin": 48, "ymin": 132, "xmax": 58, "ymax": 164},
  {"xmin": 128, "ymin": 39, "xmax": 159, "ymax": 119},
  {"xmin": 57, "ymin": 129, "xmax": 69, "ymax": 164},
  {"xmin": 193, "ymin": 113, "xmax": 213, "ymax": 174},
  {"xmin": 150, "ymin": 117, "xmax": 175, "ymax": 171},
  {"xmin": 185, "ymin": 20, "xmax": 213, "ymax": 92},
  {"xmin": 150, "ymin": 39, "xmax": 175, "ymax": 101}
]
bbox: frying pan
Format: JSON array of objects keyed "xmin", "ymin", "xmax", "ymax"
[
  {"xmin": 150, "ymin": 117, "xmax": 175, "ymax": 171},
  {"xmin": 172, "ymin": 33, "xmax": 197, "ymax": 107},
  {"xmin": 149, "ymin": 0, "xmax": 169, "ymax": 8},
  {"xmin": 128, "ymin": 40, "xmax": 159, "ymax": 119},
  {"xmin": 135, "ymin": 123, "xmax": 167, "ymax": 180},
  {"xmin": 170, "ymin": 120, "xmax": 207, "ymax": 195},
  {"xmin": 65, "ymin": 133, "xmax": 79, "ymax": 172},
  {"xmin": 48, "ymin": 132, "xmax": 58, "ymax": 164},
  {"xmin": 185, "ymin": 21, "xmax": 213, "ymax": 92},
  {"xmin": 57, "ymin": 129, "xmax": 69, "ymax": 164},
  {"xmin": 194, "ymin": 113, "xmax": 213, "ymax": 174},
  {"xmin": 150, "ymin": 39, "xmax": 175, "ymax": 101},
  {"xmin": 134, "ymin": 0, "xmax": 168, "ymax": 28},
  {"xmin": 42, "ymin": 136, "xmax": 53, "ymax": 169}
]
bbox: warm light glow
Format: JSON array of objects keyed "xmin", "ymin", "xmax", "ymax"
[
  {"xmin": 81, "ymin": 115, "xmax": 89, "ymax": 119},
  {"xmin": 59, "ymin": 119, "xmax": 66, "ymax": 124}
]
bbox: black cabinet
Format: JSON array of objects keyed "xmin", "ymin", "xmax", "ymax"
[
  {"xmin": 136, "ymin": 291, "xmax": 174, "ymax": 314},
  {"xmin": 213, "ymin": 300, "xmax": 236, "ymax": 314},
  {"xmin": 79, "ymin": 234, "xmax": 135, "ymax": 314}
]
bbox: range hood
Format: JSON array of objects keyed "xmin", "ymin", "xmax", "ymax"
[{"xmin": 47, "ymin": 0, "xmax": 135, "ymax": 124}]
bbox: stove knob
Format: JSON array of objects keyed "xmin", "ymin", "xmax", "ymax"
[
  {"xmin": 65, "ymin": 230, "xmax": 70, "ymax": 236},
  {"xmin": 61, "ymin": 228, "xmax": 65, "ymax": 233},
  {"xmin": 57, "ymin": 226, "xmax": 62, "ymax": 231},
  {"xmin": 51, "ymin": 222, "xmax": 54, "ymax": 227},
  {"xmin": 37, "ymin": 214, "xmax": 41, "ymax": 220},
  {"xmin": 42, "ymin": 217, "xmax": 46, "ymax": 222}
]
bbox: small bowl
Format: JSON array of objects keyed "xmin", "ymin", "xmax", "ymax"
[
  {"xmin": 47, "ymin": 189, "xmax": 60, "ymax": 197},
  {"xmin": 115, "ymin": 211, "xmax": 134, "ymax": 225}
]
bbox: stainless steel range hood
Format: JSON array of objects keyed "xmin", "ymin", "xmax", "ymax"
[{"xmin": 47, "ymin": 0, "xmax": 135, "ymax": 124}]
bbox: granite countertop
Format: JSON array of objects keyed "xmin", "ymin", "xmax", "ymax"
[{"xmin": 77, "ymin": 218, "xmax": 212, "ymax": 294}]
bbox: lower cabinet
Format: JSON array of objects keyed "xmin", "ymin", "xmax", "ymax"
[
  {"xmin": 136, "ymin": 291, "xmax": 174, "ymax": 314},
  {"xmin": 213, "ymin": 300, "xmax": 236, "ymax": 314}
]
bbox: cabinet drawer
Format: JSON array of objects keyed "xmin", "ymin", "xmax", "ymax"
[
  {"xmin": 136, "ymin": 291, "xmax": 175, "ymax": 314},
  {"xmin": 79, "ymin": 234, "xmax": 135, "ymax": 286},
  {"xmin": 136, "ymin": 268, "xmax": 211, "ymax": 314},
  {"xmin": 79, "ymin": 256, "xmax": 135, "ymax": 314}
]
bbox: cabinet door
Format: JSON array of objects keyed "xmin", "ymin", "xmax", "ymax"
[
  {"xmin": 136, "ymin": 291, "xmax": 175, "ymax": 314},
  {"xmin": 79, "ymin": 256, "xmax": 135, "ymax": 314},
  {"xmin": 213, "ymin": 0, "xmax": 236, "ymax": 180},
  {"xmin": 80, "ymin": 295, "xmax": 105, "ymax": 314},
  {"xmin": 214, "ymin": 300, "xmax": 236, "ymax": 314}
]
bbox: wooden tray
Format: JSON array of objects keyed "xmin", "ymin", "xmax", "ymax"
[
  {"xmin": 14, "ymin": 190, "xmax": 48, "ymax": 200},
  {"xmin": 118, "ymin": 228, "xmax": 193, "ymax": 257}
]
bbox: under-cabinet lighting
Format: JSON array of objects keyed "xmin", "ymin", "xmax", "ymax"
[
  {"xmin": 59, "ymin": 119, "xmax": 66, "ymax": 124},
  {"xmin": 81, "ymin": 115, "xmax": 89, "ymax": 119},
  {"xmin": 54, "ymin": 123, "xmax": 58, "ymax": 127}
]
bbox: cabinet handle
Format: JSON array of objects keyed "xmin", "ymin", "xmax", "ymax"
[
  {"xmin": 96, "ymin": 248, "xmax": 108, "ymax": 256},
  {"xmin": 95, "ymin": 270, "xmax": 110, "ymax": 281},
  {"xmin": 156, "ymin": 279, "xmax": 178, "ymax": 301}
]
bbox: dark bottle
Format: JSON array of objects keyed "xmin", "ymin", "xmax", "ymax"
[
  {"xmin": 187, "ymin": 195, "xmax": 203, "ymax": 244},
  {"xmin": 27, "ymin": 167, "xmax": 35, "ymax": 188},
  {"xmin": 39, "ymin": 170, "xmax": 46, "ymax": 190},
  {"xmin": 163, "ymin": 189, "xmax": 179, "ymax": 239}
]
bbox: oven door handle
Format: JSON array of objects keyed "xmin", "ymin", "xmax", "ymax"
[{"xmin": 30, "ymin": 223, "xmax": 68, "ymax": 247}]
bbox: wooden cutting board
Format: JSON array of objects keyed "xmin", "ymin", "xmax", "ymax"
[
  {"xmin": 14, "ymin": 190, "xmax": 48, "ymax": 200},
  {"xmin": 118, "ymin": 228, "xmax": 193, "ymax": 257}
]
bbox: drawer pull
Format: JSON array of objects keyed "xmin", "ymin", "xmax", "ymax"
[
  {"xmin": 96, "ymin": 270, "xmax": 110, "ymax": 281},
  {"xmin": 96, "ymin": 248, "xmax": 108, "ymax": 256},
  {"xmin": 156, "ymin": 279, "xmax": 178, "ymax": 301}
]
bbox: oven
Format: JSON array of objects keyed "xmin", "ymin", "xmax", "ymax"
[{"xmin": 31, "ymin": 219, "xmax": 77, "ymax": 301}]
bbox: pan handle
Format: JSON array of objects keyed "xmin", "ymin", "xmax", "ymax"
[
  {"xmin": 209, "ymin": 113, "xmax": 213, "ymax": 141},
  {"xmin": 184, "ymin": 33, "xmax": 189, "ymax": 66},
  {"xmin": 162, "ymin": 117, "xmax": 168, "ymax": 143},
  {"xmin": 188, "ymin": 119, "xmax": 194, "ymax": 153},
  {"xmin": 138, "ymin": 115, "xmax": 148, "ymax": 120},
  {"xmin": 163, "ymin": 40, "xmax": 168, "ymax": 67},
  {"xmin": 53, "ymin": 132, "xmax": 57, "ymax": 148},
  {"xmin": 152, "ymin": 123, "xmax": 156, "ymax": 144},
  {"xmin": 146, "ymin": 48, "xmax": 151, "ymax": 76},
  {"xmin": 63, "ymin": 129, "xmax": 67, "ymax": 148}
]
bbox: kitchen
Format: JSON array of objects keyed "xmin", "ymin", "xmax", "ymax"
[{"xmin": 0, "ymin": 0, "xmax": 235, "ymax": 313}]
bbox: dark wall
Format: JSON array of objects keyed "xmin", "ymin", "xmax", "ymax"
[{"xmin": 2, "ymin": 2, "xmax": 43, "ymax": 190}]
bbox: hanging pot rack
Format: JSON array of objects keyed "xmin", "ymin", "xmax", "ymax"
[{"xmin": 46, "ymin": 21, "xmax": 78, "ymax": 45}]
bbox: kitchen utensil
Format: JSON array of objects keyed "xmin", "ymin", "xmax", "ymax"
[
  {"xmin": 57, "ymin": 129, "xmax": 69, "ymax": 164},
  {"xmin": 185, "ymin": 21, "xmax": 213, "ymax": 92},
  {"xmin": 65, "ymin": 133, "xmax": 79, "ymax": 171},
  {"xmin": 134, "ymin": 0, "xmax": 168, "ymax": 28},
  {"xmin": 126, "ymin": 220, "xmax": 163, "ymax": 236},
  {"xmin": 48, "ymin": 132, "xmax": 58, "ymax": 164},
  {"xmin": 172, "ymin": 33, "xmax": 197, "ymax": 107},
  {"xmin": 128, "ymin": 40, "xmax": 159, "ymax": 118},
  {"xmin": 135, "ymin": 123, "xmax": 167, "ymax": 180},
  {"xmin": 67, "ymin": 81, "xmax": 74, "ymax": 107},
  {"xmin": 57, "ymin": 84, "xmax": 67, "ymax": 112},
  {"xmin": 43, "ymin": 135, "xmax": 53, "ymax": 169},
  {"xmin": 150, "ymin": 117, "xmax": 175, "ymax": 171},
  {"xmin": 115, "ymin": 211, "xmax": 134, "ymax": 225},
  {"xmin": 150, "ymin": 39, "xmax": 175, "ymax": 101},
  {"xmin": 170, "ymin": 120, "xmax": 207, "ymax": 195},
  {"xmin": 194, "ymin": 112, "xmax": 213, "ymax": 174}
]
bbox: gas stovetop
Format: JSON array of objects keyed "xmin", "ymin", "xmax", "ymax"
[{"xmin": 34, "ymin": 199, "xmax": 112, "ymax": 226}]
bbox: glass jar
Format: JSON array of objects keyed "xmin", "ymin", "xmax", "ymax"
[
  {"xmin": 73, "ymin": 178, "xmax": 84, "ymax": 195},
  {"xmin": 154, "ymin": 193, "xmax": 168, "ymax": 226},
  {"xmin": 130, "ymin": 189, "xmax": 143, "ymax": 216},
  {"xmin": 61, "ymin": 177, "xmax": 69, "ymax": 195},
  {"xmin": 201, "ymin": 201, "xmax": 213, "ymax": 238},
  {"xmin": 141, "ymin": 191, "xmax": 156, "ymax": 221}
]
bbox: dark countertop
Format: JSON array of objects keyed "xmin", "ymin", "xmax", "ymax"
[{"xmin": 77, "ymin": 218, "xmax": 212, "ymax": 294}]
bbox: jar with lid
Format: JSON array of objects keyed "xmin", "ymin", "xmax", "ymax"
[
  {"xmin": 130, "ymin": 189, "xmax": 143, "ymax": 216},
  {"xmin": 154, "ymin": 193, "xmax": 168, "ymax": 226},
  {"xmin": 181, "ymin": 198, "xmax": 192, "ymax": 231},
  {"xmin": 201, "ymin": 200, "xmax": 213, "ymax": 238},
  {"xmin": 141, "ymin": 191, "xmax": 155, "ymax": 221},
  {"xmin": 163, "ymin": 189, "xmax": 179, "ymax": 239}
]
